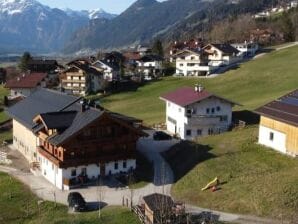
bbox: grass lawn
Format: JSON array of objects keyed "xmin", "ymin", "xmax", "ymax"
[
  {"xmin": 0, "ymin": 172, "xmax": 140, "ymax": 224},
  {"xmin": 102, "ymin": 45, "xmax": 298, "ymax": 124},
  {"xmin": 163, "ymin": 126, "xmax": 298, "ymax": 220},
  {"xmin": 0, "ymin": 85, "xmax": 9, "ymax": 123}
]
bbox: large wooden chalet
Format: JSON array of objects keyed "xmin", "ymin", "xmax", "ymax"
[{"xmin": 7, "ymin": 88, "xmax": 146, "ymax": 190}]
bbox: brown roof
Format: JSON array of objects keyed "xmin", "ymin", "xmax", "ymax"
[
  {"xmin": 255, "ymin": 89, "xmax": 298, "ymax": 127},
  {"xmin": 5, "ymin": 73, "xmax": 47, "ymax": 89},
  {"xmin": 160, "ymin": 87, "xmax": 239, "ymax": 107}
]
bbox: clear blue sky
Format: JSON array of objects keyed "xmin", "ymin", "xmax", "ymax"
[{"xmin": 38, "ymin": 0, "xmax": 138, "ymax": 14}]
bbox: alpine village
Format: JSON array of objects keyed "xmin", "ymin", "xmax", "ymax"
[{"xmin": 0, "ymin": 0, "xmax": 297, "ymax": 224}]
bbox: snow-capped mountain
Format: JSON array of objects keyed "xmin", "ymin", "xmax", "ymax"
[
  {"xmin": 0, "ymin": 0, "xmax": 117, "ymax": 53},
  {"xmin": 65, "ymin": 8, "xmax": 117, "ymax": 20}
]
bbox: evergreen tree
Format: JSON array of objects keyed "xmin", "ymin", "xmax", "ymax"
[
  {"xmin": 280, "ymin": 12, "xmax": 295, "ymax": 42},
  {"xmin": 18, "ymin": 52, "xmax": 32, "ymax": 72},
  {"xmin": 152, "ymin": 39, "xmax": 164, "ymax": 57}
]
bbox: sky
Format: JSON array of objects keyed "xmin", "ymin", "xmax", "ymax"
[{"xmin": 38, "ymin": 0, "xmax": 138, "ymax": 14}]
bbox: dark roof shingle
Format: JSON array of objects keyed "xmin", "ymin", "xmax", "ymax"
[
  {"xmin": 7, "ymin": 88, "xmax": 80, "ymax": 129},
  {"xmin": 255, "ymin": 89, "xmax": 298, "ymax": 127},
  {"xmin": 5, "ymin": 73, "xmax": 47, "ymax": 89},
  {"xmin": 160, "ymin": 87, "xmax": 239, "ymax": 107}
]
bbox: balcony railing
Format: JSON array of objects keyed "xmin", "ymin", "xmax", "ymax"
[{"xmin": 185, "ymin": 114, "xmax": 221, "ymax": 125}]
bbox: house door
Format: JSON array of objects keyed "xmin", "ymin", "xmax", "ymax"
[{"xmin": 100, "ymin": 164, "xmax": 106, "ymax": 177}]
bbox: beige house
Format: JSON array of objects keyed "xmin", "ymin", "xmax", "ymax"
[{"xmin": 256, "ymin": 89, "xmax": 298, "ymax": 157}]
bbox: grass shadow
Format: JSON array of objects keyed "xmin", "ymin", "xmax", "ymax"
[{"xmin": 162, "ymin": 141, "xmax": 215, "ymax": 183}]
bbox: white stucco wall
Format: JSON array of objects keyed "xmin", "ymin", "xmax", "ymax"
[
  {"xmin": 39, "ymin": 153, "xmax": 136, "ymax": 190},
  {"xmin": 258, "ymin": 125, "xmax": 287, "ymax": 153},
  {"xmin": 13, "ymin": 119, "xmax": 38, "ymax": 162},
  {"xmin": 164, "ymin": 97, "xmax": 233, "ymax": 140}
]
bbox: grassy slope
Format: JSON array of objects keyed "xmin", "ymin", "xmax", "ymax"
[
  {"xmin": 102, "ymin": 46, "xmax": 298, "ymax": 124},
  {"xmin": 167, "ymin": 126, "xmax": 298, "ymax": 220},
  {"xmin": 0, "ymin": 85, "xmax": 9, "ymax": 123},
  {"xmin": 0, "ymin": 172, "xmax": 140, "ymax": 224}
]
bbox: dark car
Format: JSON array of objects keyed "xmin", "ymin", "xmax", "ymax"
[
  {"xmin": 153, "ymin": 131, "xmax": 172, "ymax": 141},
  {"xmin": 67, "ymin": 192, "xmax": 86, "ymax": 212}
]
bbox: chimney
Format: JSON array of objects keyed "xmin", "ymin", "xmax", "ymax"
[
  {"xmin": 80, "ymin": 100, "xmax": 86, "ymax": 112},
  {"xmin": 195, "ymin": 84, "xmax": 204, "ymax": 93}
]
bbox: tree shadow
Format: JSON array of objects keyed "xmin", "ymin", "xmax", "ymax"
[
  {"xmin": 162, "ymin": 141, "xmax": 215, "ymax": 183},
  {"xmin": 233, "ymin": 110, "xmax": 260, "ymax": 125},
  {"xmin": 190, "ymin": 211, "xmax": 220, "ymax": 223}
]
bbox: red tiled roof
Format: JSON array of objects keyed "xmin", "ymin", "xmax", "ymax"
[
  {"xmin": 255, "ymin": 89, "xmax": 298, "ymax": 127},
  {"xmin": 160, "ymin": 87, "xmax": 239, "ymax": 107},
  {"xmin": 5, "ymin": 73, "xmax": 47, "ymax": 89}
]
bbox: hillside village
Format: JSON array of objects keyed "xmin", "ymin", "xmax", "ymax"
[{"xmin": 0, "ymin": 1, "xmax": 297, "ymax": 224}]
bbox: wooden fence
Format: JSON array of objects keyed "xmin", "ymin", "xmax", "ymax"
[{"xmin": 0, "ymin": 151, "xmax": 7, "ymax": 163}]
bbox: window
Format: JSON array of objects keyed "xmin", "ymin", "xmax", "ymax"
[
  {"xmin": 197, "ymin": 129, "xmax": 202, "ymax": 136},
  {"xmin": 206, "ymin": 108, "xmax": 210, "ymax": 114},
  {"xmin": 208, "ymin": 128, "xmax": 214, "ymax": 135},
  {"xmin": 167, "ymin": 116, "xmax": 177, "ymax": 125},
  {"xmin": 216, "ymin": 106, "xmax": 221, "ymax": 111},
  {"xmin": 220, "ymin": 116, "xmax": 228, "ymax": 122},
  {"xmin": 114, "ymin": 162, "xmax": 118, "ymax": 170},
  {"xmin": 71, "ymin": 152, "xmax": 75, "ymax": 157},
  {"xmin": 269, "ymin": 132, "xmax": 274, "ymax": 141},
  {"xmin": 186, "ymin": 130, "xmax": 192, "ymax": 136},
  {"xmin": 71, "ymin": 169, "xmax": 76, "ymax": 177},
  {"xmin": 123, "ymin": 161, "xmax": 127, "ymax": 169},
  {"xmin": 190, "ymin": 56, "xmax": 195, "ymax": 60},
  {"xmin": 179, "ymin": 63, "xmax": 184, "ymax": 67},
  {"xmin": 211, "ymin": 108, "xmax": 215, "ymax": 114},
  {"xmin": 83, "ymin": 129, "xmax": 91, "ymax": 137},
  {"xmin": 81, "ymin": 167, "xmax": 87, "ymax": 176},
  {"xmin": 179, "ymin": 108, "xmax": 182, "ymax": 112}
]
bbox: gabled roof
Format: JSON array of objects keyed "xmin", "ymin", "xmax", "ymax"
[
  {"xmin": 7, "ymin": 88, "xmax": 81, "ymax": 129},
  {"xmin": 160, "ymin": 87, "xmax": 240, "ymax": 107},
  {"xmin": 35, "ymin": 111, "xmax": 78, "ymax": 130},
  {"xmin": 64, "ymin": 63, "xmax": 103, "ymax": 76},
  {"xmin": 28, "ymin": 59, "xmax": 58, "ymax": 66},
  {"xmin": 143, "ymin": 193, "xmax": 174, "ymax": 212},
  {"xmin": 46, "ymin": 104, "xmax": 105, "ymax": 146},
  {"xmin": 204, "ymin": 44, "xmax": 239, "ymax": 55},
  {"xmin": 93, "ymin": 60, "xmax": 120, "ymax": 71},
  {"xmin": 138, "ymin": 54, "xmax": 163, "ymax": 62},
  {"xmin": 255, "ymin": 89, "xmax": 298, "ymax": 127},
  {"xmin": 173, "ymin": 49, "xmax": 204, "ymax": 57},
  {"xmin": 5, "ymin": 73, "xmax": 47, "ymax": 89}
]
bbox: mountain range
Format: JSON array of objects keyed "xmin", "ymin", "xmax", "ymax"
[
  {"xmin": 65, "ymin": 0, "xmax": 277, "ymax": 53},
  {"xmin": 0, "ymin": 0, "xmax": 279, "ymax": 54},
  {"xmin": 0, "ymin": 0, "xmax": 116, "ymax": 54}
]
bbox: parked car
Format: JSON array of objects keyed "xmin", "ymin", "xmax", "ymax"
[
  {"xmin": 153, "ymin": 131, "xmax": 172, "ymax": 141},
  {"xmin": 67, "ymin": 192, "xmax": 86, "ymax": 212}
]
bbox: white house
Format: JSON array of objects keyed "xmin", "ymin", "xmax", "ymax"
[
  {"xmin": 204, "ymin": 44, "xmax": 241, "ymax": 67},
  {"xmin": 136, "ymin": 55, "xmax": 163, "ymax": 77},
  {"xmin": 255, "ymin": 89, "xmax": 298, "ymax": 157},
  {"xmin": 160, "ymin": 85, "xmax": 239, "ymax": 140},
  {"xmin": 174, "ymin": 49, "xmax": 215, "ymax": 76},
  {"xmin": 232, "ymin": 42, "xmax": 259, "ymax": 57},
  {"xmin": 7, "ymin": 88, "xmax": 146, "ymax": 190},
  {"xmin": 92, "ymin": 60, "xmax": 120, "ymax": 81}
]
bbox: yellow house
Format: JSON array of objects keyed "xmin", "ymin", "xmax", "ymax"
[{"xmin": 255, "ymin": 89, "xmax": 298, "ymax": 156}]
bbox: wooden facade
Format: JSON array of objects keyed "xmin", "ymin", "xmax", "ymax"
[
  {"xmin": 35, "ymin": 113, "xmax": 141, "ymax": 169},
  {"xmin": 260, "ymin": 116, "xmax": 298, "ymax": 154}
]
